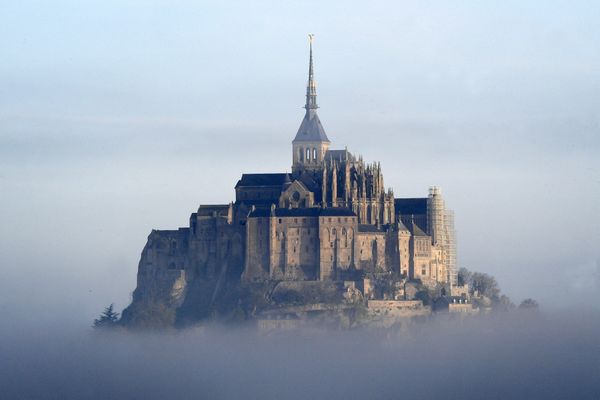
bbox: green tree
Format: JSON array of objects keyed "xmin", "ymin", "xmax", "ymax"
[
  {"xmin": 93, "ymin": 304, "xmax": 120, "ymax": 329},
  {"xmin": 471, "ymin": 272, "xmax": 500, "ymax": 301},
  {"xmin": 457, "ymin": 267, "xmax": 472, "ymax": 287}
]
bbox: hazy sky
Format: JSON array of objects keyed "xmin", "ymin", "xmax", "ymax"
[{"xmin": 1, "ymin": 0, "xmax": 599, "ymax": 323}]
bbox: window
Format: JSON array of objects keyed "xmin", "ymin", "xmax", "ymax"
[
  {"xmin": 278, "ymin": 218, "xmax": 282, "ymax": 224},
  {"xmin": 299, "ymin": 148, "xmax": 304, "ymax": 161},
  {"xmin": 313, "ymin": 148, "xmax": 317, "ymax": 160},
  {"xmin": 294, "ymin": 218, "xmax": 298, "ymax": 223},
  {"xmin": 306, "ymin": 148, "xmax": 311, "ymax": 161}
]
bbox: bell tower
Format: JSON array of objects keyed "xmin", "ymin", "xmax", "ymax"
[{"xmin": 292, "ymin": 34, "xmax": 330, "ymax": 173}]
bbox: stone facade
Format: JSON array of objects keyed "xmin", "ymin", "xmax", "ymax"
[{"xmin": 123, "ymin": 40, "xmax": 458, "ymax": 325}]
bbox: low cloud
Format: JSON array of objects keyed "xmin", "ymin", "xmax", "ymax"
[{"xmin": 2, "ymin": 312, "xmax": 599, "ymax": 400}]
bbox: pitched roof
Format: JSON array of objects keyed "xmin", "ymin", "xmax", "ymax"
[
  {"xmin": 235, "ymin": 173, "xmax": 289, "ymax": 188},
  {"xmin": 248, "ymin": 207, "xmax": 357, "ymax": 218},
  {"xmin": 410, "ymin": 221, "xmax": 429, "ymax": 237},
  {"xmin": 293, "ymin": 110, "xmax": 330, "ymax": 143},
  {"xmin": 394, "ymin": 198, "xmax": 428, "ymax": 216},
  {"xmin": 397, "ymin": 219, "xmax": 410, "ymax": 232},
  {"xmin": 324, "ymin": 149, "xmax": 355, "ymax": 163}
]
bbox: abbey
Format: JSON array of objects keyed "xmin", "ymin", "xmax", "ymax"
[{"xmin": 124, "ymin": 40, "xmax": 457, "ymax": 325}]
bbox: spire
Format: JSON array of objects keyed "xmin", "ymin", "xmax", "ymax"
[
  {"xmin": 305, "ymin": 34, "xmax": 318, "ymax": 110},
  {"xmin": 293, "ymin": 35, "xmax": 329, "ymax": 144}
]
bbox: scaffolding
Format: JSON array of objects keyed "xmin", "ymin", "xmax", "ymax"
[{"xmin": 427, "ymin": 187, "xmax": 457, "ymax": 286}]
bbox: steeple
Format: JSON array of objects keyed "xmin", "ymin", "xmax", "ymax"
[
  {"xmin": 305, "ymin": 34, "xmax": 318, "ymax": 110},
  {"xmin": 292, "ymin": 34, "xmax": 330, "ymax": 172}
]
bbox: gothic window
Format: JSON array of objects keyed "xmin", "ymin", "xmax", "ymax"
[
  {"xmin": 299, "ymin": 148, "xmax": 304, "ymax": 161},
  {"xmin": 306, "ymin": 148, "xmax": 311, "ymax": 161},
  {"xmin": 313, "ymin": 148, "xmax": 317, "ymax": 161}
]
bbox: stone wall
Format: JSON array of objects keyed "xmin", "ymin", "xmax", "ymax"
[{"xmin": 318, "ymin": 215, "xmax": 358, "ymax": 279}]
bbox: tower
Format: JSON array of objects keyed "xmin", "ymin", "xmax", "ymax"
[
  {"xmin": 427, "ymin": 187, "xmax": 457, "ymax": 286},
  {"xmin": 292, "ymin": 34, "xmax": 330, "ymax": 172}
]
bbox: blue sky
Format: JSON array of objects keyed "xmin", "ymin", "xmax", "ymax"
[{"xmin": 1, "ymin": 0, "xmax": 599, "ymax": 321}]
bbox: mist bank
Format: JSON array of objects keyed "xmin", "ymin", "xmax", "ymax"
[{"xmin": 2, "ymin": 311, "xmax": 599, "ymax": 400}]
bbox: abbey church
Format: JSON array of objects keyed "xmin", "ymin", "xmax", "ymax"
[{"xmin": 127, "ymin": 39, "xmax": 458, "ymax": 320}]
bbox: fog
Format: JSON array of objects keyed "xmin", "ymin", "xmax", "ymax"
[{"xmin": 2, "ymin": 312, "xmax": 599, "ymax": 399}]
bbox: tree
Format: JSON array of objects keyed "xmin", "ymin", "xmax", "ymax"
[
  {"xmin": 457, "ymin": 267, "xmax": 472, "ymax": 287},
  {"xmin": 93, "ymin": 304, "xmax": 120, "ymax": 329},
  {"xmin": 470, "ymin": 272, "xmax": 500, "ymax": 301},
  {"xmin": 518, "ymin": 298, "xmax": 539, "ymax": 310},
  {"xmin": 497, "ymin": 295, "xmax": 515, "ymax": 311}
]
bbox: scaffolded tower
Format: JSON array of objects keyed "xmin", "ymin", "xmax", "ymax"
[{"xmin": 427, "ymin": 187, "xmax": 457, "ymax": 286}]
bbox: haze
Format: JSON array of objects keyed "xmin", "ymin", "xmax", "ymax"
[{"xmin": 1, "ymin": 0, "xmax": 599, "ymax": 340}]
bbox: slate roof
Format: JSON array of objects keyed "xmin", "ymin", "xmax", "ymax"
[
  {"xmin": 394, "ymin": 198, "xmax": 428, "ymax": 216},
  {"xmin": 324, "ymin": 149, "xmax": 355, "ymax": 163},
  {"xmin": 410, "ymin": 221, "xmax": 429, "ymax": 237},
  {"xmin": 248, "ymin": 207, "xmax": 357, "ymax": 218},
  {"xmin": 397, "ymin": 219, "xmax": 410, "ymax": 232},
  {"xmin": 235, "ymin": 173, "xmax": 289, "ymax": 188},
  {"xmin": 293, "ymin": 109, "xmax": 330, "ymax": 143}
]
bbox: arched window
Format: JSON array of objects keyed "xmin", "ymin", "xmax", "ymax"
[
  {"xmin": 299, "ymin": 148, "xmax": 304, "ymax": 161},
  {"xmin": 313, "ymin": 148, "xmax": 317, "ymax": 161},
  {"xmin": 306, "ymin": 148, "xmax": 311, "ymax": 161}
]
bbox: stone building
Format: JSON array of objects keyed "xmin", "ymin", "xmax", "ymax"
[{"xmin": 128, "ymin": 38, "xmax": 458, "ymax": 315}]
